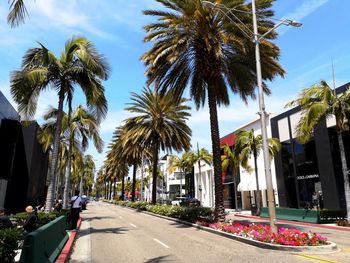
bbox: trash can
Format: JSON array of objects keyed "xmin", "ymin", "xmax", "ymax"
[{"xmin": 251, "ymin": 204, "xmax": 258, "ymax": 216}]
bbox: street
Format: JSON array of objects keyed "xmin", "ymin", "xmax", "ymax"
[{"xmin": 69, "ymin": 202, "xmax": 320, "ymax": 263}]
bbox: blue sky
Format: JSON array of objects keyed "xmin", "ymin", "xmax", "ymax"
[{"xmin": 1, "ymin": 0, "xmax": 349, "ymax": 172}]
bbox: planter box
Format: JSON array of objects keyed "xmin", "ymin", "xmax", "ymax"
[{"xmin": 260, "ymin": 207, "xmax": 319, "ymax": 223}]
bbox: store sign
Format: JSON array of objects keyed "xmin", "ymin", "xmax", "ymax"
[{"xmin": 296, "ymin": 174, "xmax": 319, "ymax": 180}]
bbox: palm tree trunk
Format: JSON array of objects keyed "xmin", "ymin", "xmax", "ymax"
[
  {"xmin": 79, "ymin": 174, "xmax": 83, "ymax": 196},
  {"xmin": 45, "ymin": 91, "xmax": 65, "ymax": 212},
  {"xmin": 121, "ymin": 175, "xmax": 125, "ymax": 201},
  {"xmin": 109, "ymin": 180, "xmax": 112, "ymax": 200},
  {"xmin": 337, "ymin": 131, "xmax": 350, "ymax": 221},
  {"xmin": 63, "ymin": 111, "xmax": 73, "ymax": 209},
  {"xmin": 132, "ymin": 162, "xmax": 137, "ymax": 202},
  {"xmin": 113, "ymin": 177, "xmax": 117, "ymax": 199},
  {"xmin": 104, "ymin": 181, "xmax": 107, "ymax": 199},
  {"xmin": 253, "ymin": 150, "xmax": 261, "ymax": 215},
  {"xmin": 207, "ymin": 84, "xmax": 225, "ymax": 222},
  {"xmin": 234, "ymin": 169, "xmax": 239, "ymax": 211},
  {"xmin": 180, "ymin": 169, "xmax": 183, "ymax": 198},
  {"xmin": 198, "ymin": 160, "xmax": 202, "ymax": 203},
  {"xmin": 152, "ymin": 140, "xmax": 160, "ymax": 204}
]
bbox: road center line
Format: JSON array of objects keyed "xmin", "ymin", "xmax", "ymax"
[
  {"xmin": 129, "ymin": 223, "xmax": 137, "ymax": 228},
  {"xmin": 153, "ymin": 238, "xmax": 170, "ymax": 249}
]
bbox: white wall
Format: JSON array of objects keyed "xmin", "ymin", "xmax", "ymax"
[{"xmin": 194, "ymin": 162, "xmax": 214, "ymax": 207}]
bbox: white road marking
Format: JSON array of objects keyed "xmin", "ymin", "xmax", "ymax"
[
  {"xmin": 119, "ymin": 216, "xmax": 123, "ymax": 219},
  {"xmin": 153, "ymin": 238, "xmax": 170, "ymax": 249},
  {"xmin": 129, "ymin": 223, "xmax": 137, "ymax": 228}
]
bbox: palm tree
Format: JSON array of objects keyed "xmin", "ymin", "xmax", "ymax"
[
  {"xmin": 168, "ymin": 152, "xmax": 194, "ymax": 198},
  {"xmin": 286, "ymin": 80, "xmax": 350, "ymax": 220},
  {"xmin": 124, "ymin": 87, "xmax": 192, "ymax": 204},
  {"xmin": 7, "ymin": 0, "xmax": 28, "ymax": 27},
  {"xmin": 142, "ymin": 0, "xmax": 284, "ymax": 221},
  {"xmin": 11, "ymin": 36, "xmax": 110, "ymax": 211},
  {"xmin": 234, "ymin": 129, "xmax": 281, "ymax": 215},
  {"xmin": 193, "ymin": 145, "xmax": 212, "ymax": 202},
  {"xmin": 80, "ymin": 155, "xmax": 96, "ymax": 196},
  {"xmin": 63, "ymin": 105, "xmax": 103, "ymax": 208}
]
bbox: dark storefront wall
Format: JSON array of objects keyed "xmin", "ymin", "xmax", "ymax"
[
  {"xmin": 272, "ymin": 112, "xmax": 347, "ymax": 211},
  {"xmin": 0, "ymin": 119, "xmax": 48, "ymax": 213}
]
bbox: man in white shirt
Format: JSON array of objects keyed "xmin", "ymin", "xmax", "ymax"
[{"xmin": 70, "ymin": 190, "xmax": 82, "ymax": 230}]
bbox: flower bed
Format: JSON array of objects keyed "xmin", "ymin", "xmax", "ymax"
[{"xmin": 209, "ymin": 222, "xmax": 328, "ymax": 246}]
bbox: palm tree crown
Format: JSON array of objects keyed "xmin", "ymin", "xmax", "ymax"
[
  {"xmin": 10, "ymin": 36, "xmax": 110, "ymax": 211},
  {"xmin": 124, "ymin": 87, "xmax": 192, "ymax": 203},
  {"xmin": 142, "ymin": 0, "xmax": 284, "ymax": 221}
]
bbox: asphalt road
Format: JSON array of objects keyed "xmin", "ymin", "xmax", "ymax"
[{"xmin": 68, "ymin": 202, "xmax": 326, "ymax": 263}]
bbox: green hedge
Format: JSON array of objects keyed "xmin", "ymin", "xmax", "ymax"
[
  {"xmin": 0, "ymin": 227, "xmax": 23, "ymax": 263},
  {"xmin": 113, "ymin": 201, "xmax": 213, "ymax": 223},
  {"xmin": 319, "ymin": 209, "xmax": 347, "ymax": 223},
  {"xmin": 13, "ymin": 212, "xmax": 60, "ymax": 228}
]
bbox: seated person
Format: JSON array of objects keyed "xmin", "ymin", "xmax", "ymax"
[
  {"xmin": 23, "ymin": 206, "xmax": 38, "ymax": 233},
  {"xmin": 0, "ymin": 207, "xmax": 13, "ymax": 229}
]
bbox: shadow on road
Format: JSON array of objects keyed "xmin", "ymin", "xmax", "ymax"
[
  {"xmin": 144, "ymin": 255, "xmax": 174, "ymax": 262},
  {"xmin": 83, "ymin": 216, "xmax": 115, "ymax": 221},
  {"xmin": 76, "ymin": 226, "xmax": 128, "ymax": 238},
  {"xmin": 169, "ymin": 222, "xmax": 193, "ymax": 229}
]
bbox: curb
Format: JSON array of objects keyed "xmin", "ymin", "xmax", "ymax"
[
  {"xmin": 119, "ymin": 206, "xmax": 337, "ymax": 253},
  {"xmin": 233, "ymin": 214, "xmax": 350, "ymax": 232},
  {"xmin": 55, "ymin": 218, "xmax": 82, "ymax": 263}
]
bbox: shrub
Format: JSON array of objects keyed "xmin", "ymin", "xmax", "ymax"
[
  {"xmin": 0, "ymin": 227, "xmax": 23, "ymax": 263},
  {"xmin": 12, "ymin": 212, "xmax": 59, "ymax": 228},
  {"xmin": 319, "ymin": 209, "xmax": 347, "ymax": 223},
  {"xmin": 209, "ymin": 223, "xmax": 328, "ymax": 246}
]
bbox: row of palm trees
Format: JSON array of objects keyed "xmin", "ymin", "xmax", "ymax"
[
  {"xmin": 7, "ymin": 1, "xmax": 350, "ymax": 221},
  {"xmin": 10, "ymin": 36, "xmax": 109, "ymax": 211}
]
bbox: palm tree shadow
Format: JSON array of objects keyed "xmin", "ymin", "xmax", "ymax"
[
  {"xmin": 144, "ymin": 255, "xmax": 174, "ymax": 262},
  {"xmin": 77, "ymin": 227, "xmax": 128, "ymax": 238}
]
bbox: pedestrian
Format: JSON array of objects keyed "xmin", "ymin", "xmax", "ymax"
[
  {"xmin": 70, "ymin": 190, "xmax": 82, "ymax": 230},
  {"xmin": 0, "ymin": 207, "xmax": 13, "ymax": 229},
  {"xmin": 23, "ymin": 206, "xmax": 38, "ymax": 233},
  {"xmin": 312, "ymin": 192, "xmax": 318, "ymax": 209},
  {"xmin": 318, "ymin": 191, "xmax": 324, "ymax": 210}
]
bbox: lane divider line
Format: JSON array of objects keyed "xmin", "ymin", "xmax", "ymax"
[
  {"xmin": 297, "ymin": 254, "xmax": 340, "ymax": 263},
  {"xmin": 153, "ymin": 238, "xmax": 170, "ymax": 249},
  {"xmin": 119, "ymin": 216, "xmax": 123, "ymax": 219},
  {"xmin": 129, "ymin": 223, "xmax": 137, "ymax": 228}
]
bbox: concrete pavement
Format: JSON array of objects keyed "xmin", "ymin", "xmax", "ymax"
[{"xmin": 68, "ymin": 202, "xmax": 319, "ymax": 263}]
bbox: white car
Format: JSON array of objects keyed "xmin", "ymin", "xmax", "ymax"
[{"xmin": 171, "ymin": 197, "xmax": 187, "ymax": 206}]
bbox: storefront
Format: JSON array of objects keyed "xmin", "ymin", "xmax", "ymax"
[{"xmin": 271, "ymin": 83, "xmax": 349, "ymax": 210}]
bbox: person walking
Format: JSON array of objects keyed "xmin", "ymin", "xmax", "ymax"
[
  {"xmin": 70, "ymin": 190, "xmax": 82, "ymax": 230},
  {"xmin": 23, "ymin": 206, "xmax": 38, "ymax": 233}
]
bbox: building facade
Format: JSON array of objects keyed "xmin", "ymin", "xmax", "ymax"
[
  {"xmin": 271, "ymin": 83, "xmax": 349, "ymax": 211},
  {"xmin": 0, "ymin": 91, "xmax": 49, "ymax": 213}
]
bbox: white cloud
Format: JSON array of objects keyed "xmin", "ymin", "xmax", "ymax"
[
  {"xmin": 99, "ymin": 110, "xmax": 131, "ymax": 134},
  {"xmin": 279, "ymin": 0, "xmax": 329, "ymax": 35}
]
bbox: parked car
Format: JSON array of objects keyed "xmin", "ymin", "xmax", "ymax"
[
  {"xmin": 180, "ymin": 198, "xmax": 201, "ymax": 207},
  {"xmin": 171, "ymin": 197, "xmax": 187, "ymax": 206}
]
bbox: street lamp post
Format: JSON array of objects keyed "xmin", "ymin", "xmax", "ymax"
[{"xmin": 202, "ymin": 0, "xmax": 301, "ymax": 233}]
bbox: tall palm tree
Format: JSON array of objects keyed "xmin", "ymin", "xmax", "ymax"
[
  {"xmin": 63, "ymin": 105, "xmax": 103, "ymax": 208},
  {"xmin": 80, "ymin": 154, "xmax": 96, "ymax": 196},
  {"xmin": 168, "ymin": 151, "xmax": 194, "ymax": 198},
  {"xmin": 142, "ymin": 0, "xmax": 284, "ymax": 221},
  {"xmin": 7, "ymin": 0, "xmax": 28, "ymax": 27},
  {"xmin": 124, "ymin": 87, "xmax": 192, "ymax": 204},
  {"xmin": 193, "ymin": 145, "xmax": 212, "ymax": 202},
  {"xmin": 234, "ymin": 129, "xmax": 281, "ymax": 215},
  {"xmin": 11, "ymin": 36, "xmax": 110, "ymax": 211},
  {"xmin": 221, "ymin": 143, "xmax": 251, "ymax": 211},
  {"xmin": 286, "ymin": 80, "xmax": 350, "ymax": 220}
]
